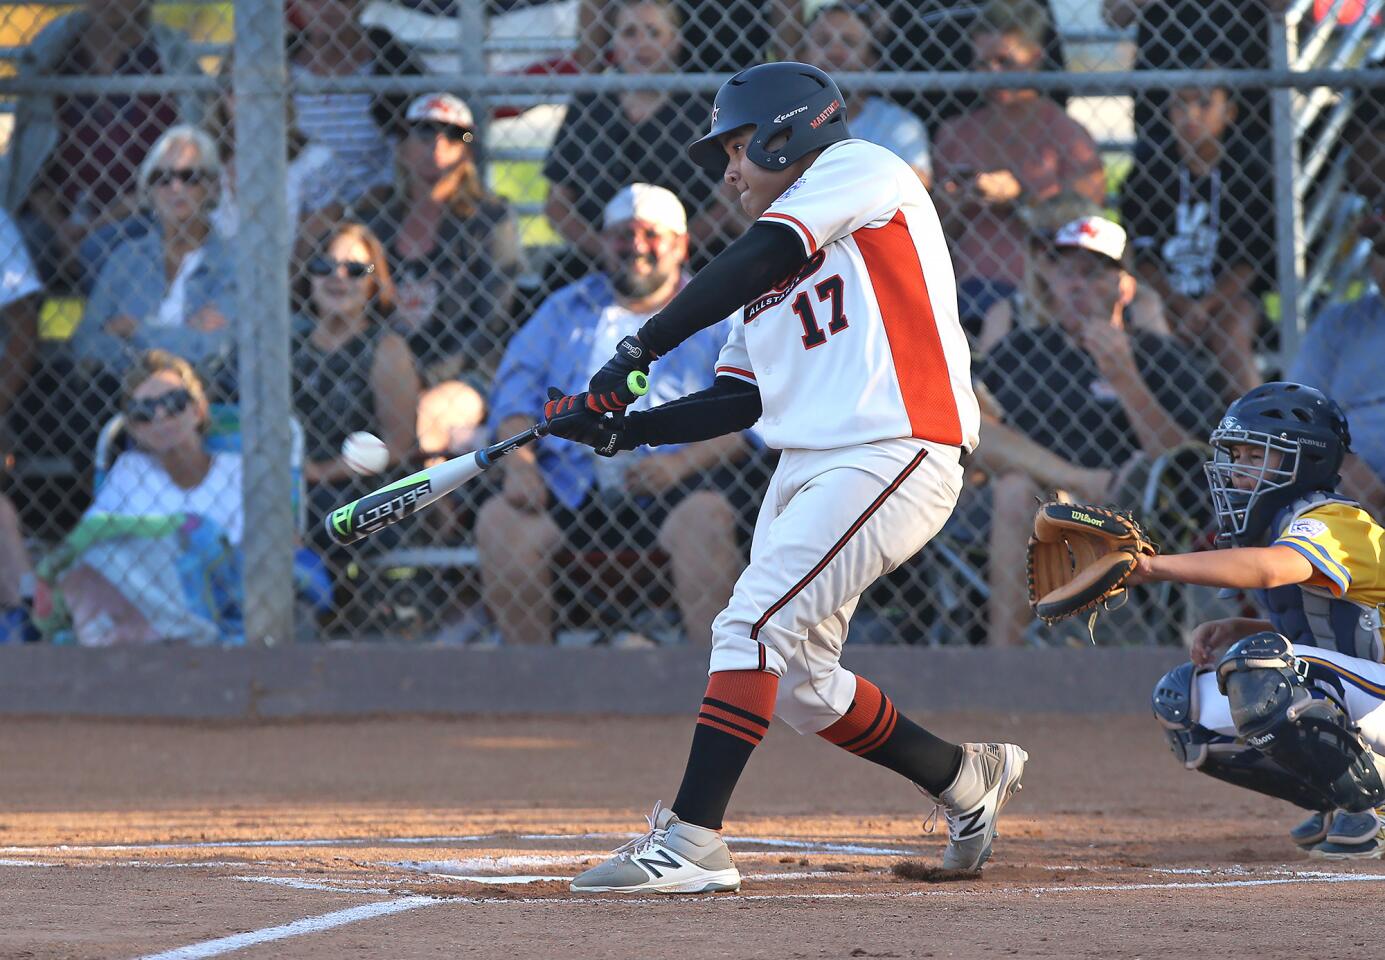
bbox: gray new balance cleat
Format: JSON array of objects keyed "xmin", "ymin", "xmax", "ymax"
[
  {"xmin": 570, "ymin": 802, "xmax": 742, "ymax": 894},
  {"xmin": 925, "ymin": 742, "xmax": 1028, "ymax": 871},
  {"xmin": 1289, "ymin": 810, "xmax": 1333, "ymax": 850},
  {"xmin": 1311, "ymin": 808, "xmax": 1383, "ymax": 860}
]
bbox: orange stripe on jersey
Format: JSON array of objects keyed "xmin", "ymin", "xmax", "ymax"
[
  {"xmin": 761, "ymin": 211, "xmax": 818, "ymax": 254},
  {"xmin": 853, "ymin": 210, "xmax": 963, "ymax": 446},
  {"xmin": 716, "ymin": 364, "xmax": 757, "ymax": 381}
]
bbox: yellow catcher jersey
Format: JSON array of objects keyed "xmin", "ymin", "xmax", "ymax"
[{"xmin": 1272, "ymin": 500, "xmax": 1385, "ymax": 608}]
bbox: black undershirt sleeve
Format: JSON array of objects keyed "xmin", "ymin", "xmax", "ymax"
[
  {"xmin": 623, "ymin": 376, "xmax": 762, "ymax": 447},
  {"xmin": 636, "ymin": 221, "xmax": 809, "ymax": 357}
]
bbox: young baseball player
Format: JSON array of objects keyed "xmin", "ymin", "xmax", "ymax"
[
  {"xmin": 543, "ymin": 61, "xmax": 1027, "ymax": 894},
  {"xmin": 1134, "ymin": 382, "xmax": 1385, "ymax": 858}
]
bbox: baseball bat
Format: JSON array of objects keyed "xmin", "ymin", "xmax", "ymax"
[{"xmin": 323, "ymin": 371, "xmax": 649, "ymax": 546}]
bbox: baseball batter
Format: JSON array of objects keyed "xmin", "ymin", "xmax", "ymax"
[{"xmin": 543, "ymin": 62, "xmax": 1027, "ymax": 894}]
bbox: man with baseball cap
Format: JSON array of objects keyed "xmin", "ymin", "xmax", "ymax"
[
  {"xmin": 976, "ymin": 214, "xmax": 1224, "ymax": 645},
  {"xmin": 479, "ymin": 183, "xmax": 757, "ymax": 647}
]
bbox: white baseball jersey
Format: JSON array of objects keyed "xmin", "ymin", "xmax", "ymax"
[{"xmin": 715, "ymin": 139, "xmax": 980, "ymax": 452}]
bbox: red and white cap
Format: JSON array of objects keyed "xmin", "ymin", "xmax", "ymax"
[
  {"xmin": 1053, "ymin": 216, "xmax": 1127, "ymax": 264},
  {"xmin": 602, "ymin": 183, "xmax": 688, "ymax": 235},
  {"xmin": 405, "ymin": 93, "xmax": 475, "ymax": 130}
]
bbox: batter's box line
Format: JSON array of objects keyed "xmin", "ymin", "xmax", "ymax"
[
  {"xmin": 229, "ymin": 867, "xmax": 1385, "ymax": 904},
  {"xmin": 0, "ymin": 832, "xmax": 916, "ymax": 857}
]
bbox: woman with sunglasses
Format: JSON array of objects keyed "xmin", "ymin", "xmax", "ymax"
[
  {"xmin": 293, "ymin": 222, "xmax": 420, "ymax": 563},
  {"xmin": 358, "ymin": 93, "xmax": 522, "ymax": 388},
  {"xmin": 54, "ymin": 350, "xmax": 244, "ymax": 645},
  {"xmin": 74, "ymin": 125, "xmax": 237, "ymax": 395}
]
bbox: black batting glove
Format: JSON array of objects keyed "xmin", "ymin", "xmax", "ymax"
[
  {"xmin": 544, "ymin": 388, "xmax": 636, "ymax": 457},
  {"xmin": 586, "ymin": 335, "xmax": 655, "ymax": 413}
]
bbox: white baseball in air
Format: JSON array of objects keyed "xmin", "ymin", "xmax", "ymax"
[{"xmin": 342, "ymin": 431, "xmax": 389, "ymax": 475}]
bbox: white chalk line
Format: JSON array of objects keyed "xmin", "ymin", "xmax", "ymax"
[
  {"xmin": 114, "ymin": 865, "xmax": 1385, "ymax": 960},
  {"xmin": 422, "ymin": 870, "xmax": 1385, "ymax": 906},
  {"xmin": 0, "ymin": 835, "xmax": 491, "ymax": 854},
  {"xmin": 235, "ymin": 876, "xmax": 398, "ymax": 896},
  {"xmin": 130, "ymin": 896, "xmax": 439, "ymax": 960},
  {"xmin": 0, "ymin": 832, "xmax": 914, "ymax": 858},
  {"xmin": 0, "ymin": 858, "xmax": 57, "ymax": 867}
]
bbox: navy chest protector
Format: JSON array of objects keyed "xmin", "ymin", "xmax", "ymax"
[{"xmin": 1252, "ymin": 495, "xmax": 1384, "ymax": 662}]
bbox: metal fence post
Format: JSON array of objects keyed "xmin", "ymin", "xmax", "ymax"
[
  {"xmin": 1271, "ymin": 14, "xmax": 1306, "ymax": 371},
  {"xmin": 233, "ymin": 0, "xmax": 294, "ymax": 646},
  {"xmin": 459, "ymin": 0, "xmax": 490, "ymax": 178}
]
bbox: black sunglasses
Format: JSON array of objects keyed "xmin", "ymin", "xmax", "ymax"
[
  {"xmin": 408, "ymin": 121, "xmax": 473, "ymax": 144},
  {"xmin": 149, "ymin": 168, "xmax": 210, "ymax": 188},
  {"xmin": 127, "ymin": 388, "xmax": 193, "ymax": 424},
  {"xmin": 307, "ymin": 257, "xmax": 376, "ymax": 279}
]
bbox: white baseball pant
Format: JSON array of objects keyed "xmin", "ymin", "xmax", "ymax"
[{"xmin": 709, "ymin": 437, "xmax": 964, "ymax": 734}]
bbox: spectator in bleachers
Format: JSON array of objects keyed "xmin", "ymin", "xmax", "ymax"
[
  {"xmin": 977, "ymin": 191, "xmax": 1169, "ymax": 353},
  {"xmin": 480, "ymin": 184, "xmax": 750, "ymax": 646},
  {"xmin": 45, "ymin": 350, "xmax": 243, "ymax": 646},
  {"xmin": 0, "ymin": 210, "xmax": 43, "ymax": 437},
  {"xmin": 797, "ymin": 3, "xmax": 932, "ymax": 186},
  {"xmin": 1, "ymin": 0, "xmax": 205, "ymax": 291},
  {"xmin": 205, "ymin": 56, "xmax": 344, "ymax": 245},
  {"xmin": 360, "ymin": 93, "xmax": 523, "ymax": 387},
  {"xmin": 293, "ymin": 222, "xmax": 420, "ymax": 555},
  {"xmin": 74, "ymin": 126, "xmax": 237, "ymax": 395},
  {"xmin": 932, "ymin": 0, "xmax": 1105, "ymax": 331},
  {"xmin": 0, "ymin": 213, "xmax": 39, "ymax": 641},
  {"xmin": 575, "ymin": 0, "xmax": 797, "ymax": 74},
  {"xmin": 0, "ymin": 488, "xmax": 35, "ymax": 643},
  {"xmin": 867, "ymin": 0, "xmax": 1068, "ymax": 134},
  {"xmin": 977, "ymin": 216, "xmax": 1222, "ymax": 645},
  {"xmin": 1103, "ymin": 0, "xmax": 1277, "ymax": 153},
  {"xmin": 1288, "ymin": 97, "xmax": 1385, "ymax": 519},
  {"xmin": 286, "ymin": 0, "xmax": 427, "ymax": 207},
  {"xmin": 544, "ymin": 0, "xmax": 735, "ymax": 285},
  {"xmin": 1120, "ymin": 78, "xmax": 1273, "ymax": 398}
]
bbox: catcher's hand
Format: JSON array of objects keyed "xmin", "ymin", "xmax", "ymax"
[{"xmin": 1026, "ymin": 501, "xmax": 1157, "ymax": 625}]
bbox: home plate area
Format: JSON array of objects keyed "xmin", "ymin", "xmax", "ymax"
[{"xmin": 5, "ymin": 715, "xmax": 1385, "ymax": 959}]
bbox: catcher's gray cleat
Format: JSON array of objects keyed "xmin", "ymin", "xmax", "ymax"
[
  {"xmin": 924, "ymin": 742, "xmax": 1028, "ymax": 871},
  {"xmin": 1289, "ymin": 810, "xmax": 1333, "ymax": 850},
  {"xmin": 570, "ymin": 802, "xmax": 741, "ymax": 894},
  {"xmin": 1310, "ymin": 808, "xmax": 1383, "ymax": 860}
]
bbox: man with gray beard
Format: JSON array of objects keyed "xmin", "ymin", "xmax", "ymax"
[{"xmin": 479, "ymin": 184, "xmax": 757, "ymax": 646}]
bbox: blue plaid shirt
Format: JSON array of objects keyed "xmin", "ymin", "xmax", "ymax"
[{"xmin": 489, "ymin": 273, "xmax": 736, "ymax": 510}]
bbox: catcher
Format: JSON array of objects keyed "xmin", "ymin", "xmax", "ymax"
[{"xmin": 1031, "ymin": 381, "xmax": 1385, "ymax": 858}]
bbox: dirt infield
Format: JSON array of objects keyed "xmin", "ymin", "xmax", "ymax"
[{"xmin": 4, "ymin": 713, "xmax": 1383, "ymax": 959}]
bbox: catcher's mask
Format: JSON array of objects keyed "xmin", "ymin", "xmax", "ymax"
[
  {"xmin": 1205, "ymin": 382, "xmax": 1351, "ymax": 547},
  {"xmin": 687, "ymin": 61, "xmax": 849, "ymax": 175}
]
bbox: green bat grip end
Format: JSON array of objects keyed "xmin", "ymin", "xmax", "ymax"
[{"xmin": 626, "ymin": 370, "xmax": 649, "ymax": 398}]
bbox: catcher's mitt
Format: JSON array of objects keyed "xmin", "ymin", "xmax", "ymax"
[{"xmin": 1026, "ymin": 501, "xmax": 1157, "ymax": 625}]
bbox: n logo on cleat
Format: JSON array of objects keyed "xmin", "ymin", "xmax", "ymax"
[
  {"xmin": 956, "ymin": 806, "xmax": 988, "ymax": 839},
  {"xmin": 636, "ymin": 849, "xmax": 683, "ymax": 878}
]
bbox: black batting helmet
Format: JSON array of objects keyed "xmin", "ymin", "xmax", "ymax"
[{"xmin": 687, "ymin": 61, "xmax": 850, "ymax": 175}]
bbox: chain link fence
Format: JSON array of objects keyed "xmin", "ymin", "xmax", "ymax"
[{"xmin": 0, "ymin": 0, "xmax": 1378, "ymax": 649}]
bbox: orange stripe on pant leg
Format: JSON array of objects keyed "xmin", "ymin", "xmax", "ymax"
[
  {"xmin": 700, "ymin": 703, "xmax": 769, "ymax": 739},
  {"xmin": 705, "ymin": 669, "xmax": 778, "ymax": 725},
  {"xmin": 818, "ymin": 676, "xmax": 887, "ymax": 747},
  {"xmin": 851, "ymin": 701, "xmax": 898, "ymax": 756},
  {"xmin": 696, "ymin": 714, "xmax": 764, "ymax": 746}
]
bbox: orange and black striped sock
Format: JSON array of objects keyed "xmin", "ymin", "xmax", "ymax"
[
  {"xmin": 672, "ymin": 670, "xmax": 778, "ymax": 829},
  {"xmin": 818, "ymin": 676, "xmax": 963, "ymax": 795}
]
